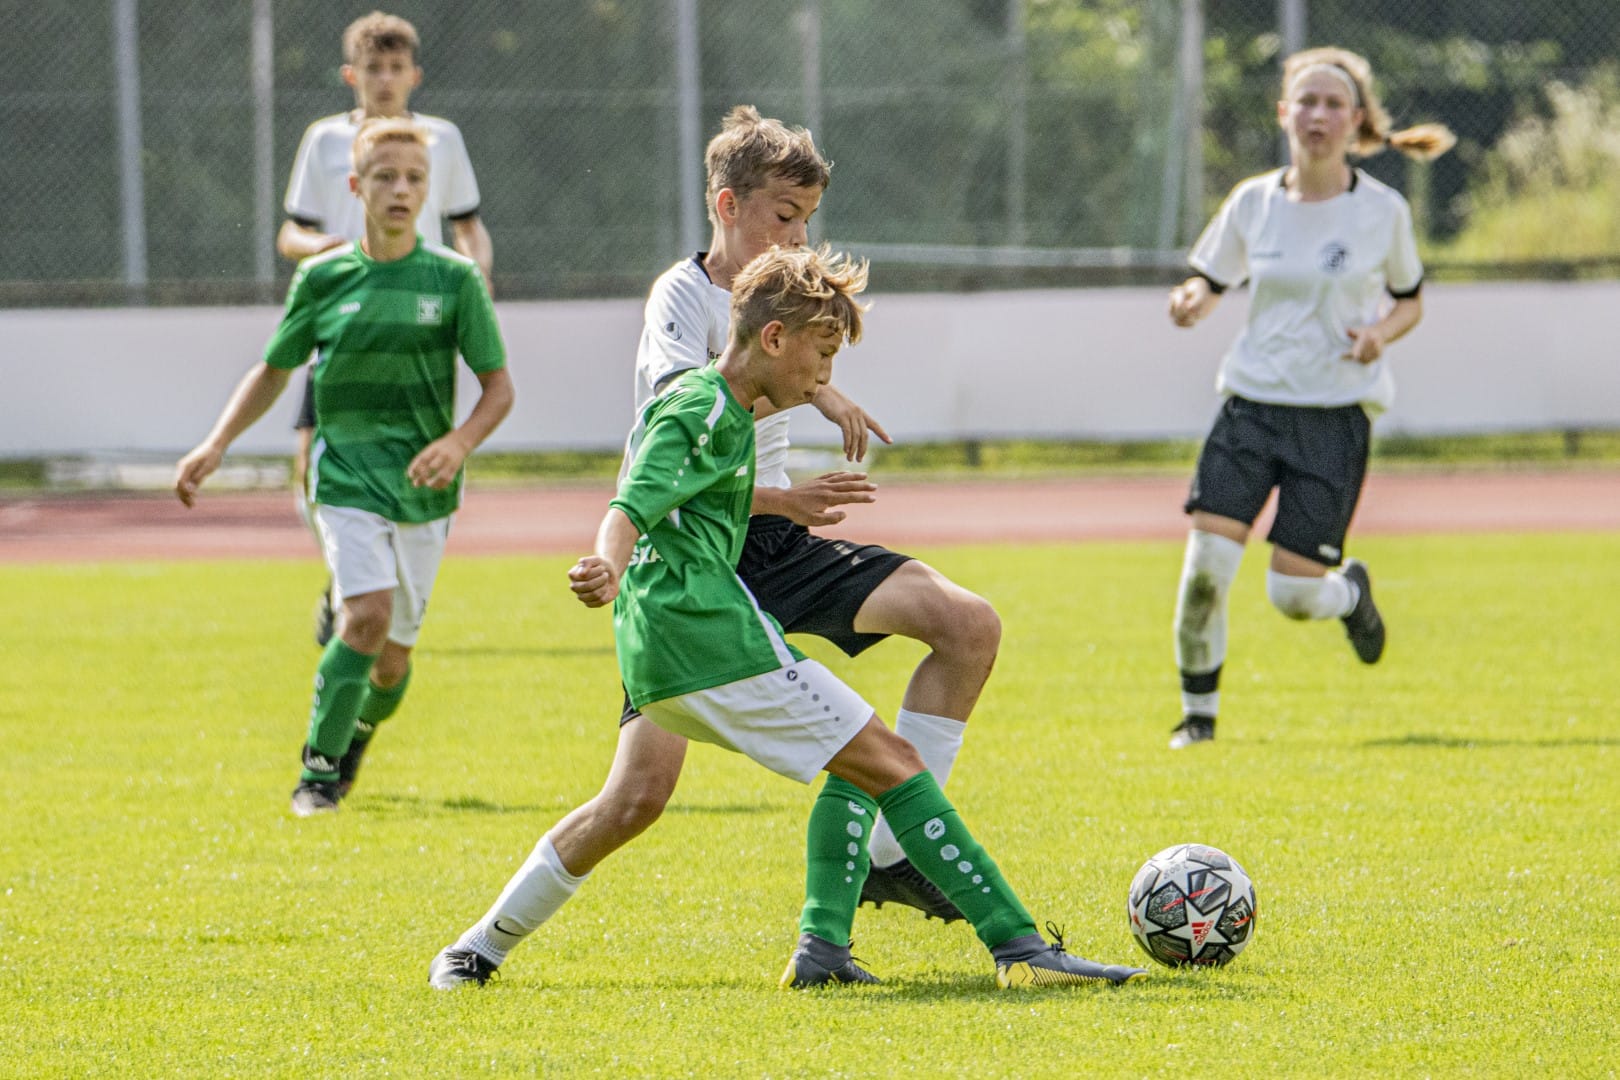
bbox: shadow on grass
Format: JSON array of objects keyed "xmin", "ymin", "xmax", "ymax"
[
  {"xmin": 360, "ymin": 793, "xmax": 550, "ymax": 814},
  {"xmin": 664, "ymin": 800, "xmax": 787, "ymax": 817},
  {"xmin": 494, "ymin": 968, "xmax": 1266, "ymax": 1001},
  {"xmin": 1362, "ymin": 733, "xmax": 1620, "ymax": 750},
  {"xmin": 421, "ymin": 645, "xmax": 614, "ymax": 659}
]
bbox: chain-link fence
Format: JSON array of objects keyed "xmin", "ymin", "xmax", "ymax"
[{"xmin": 4, "ymin": 0, "xmax": 1619, "ymax": 306}]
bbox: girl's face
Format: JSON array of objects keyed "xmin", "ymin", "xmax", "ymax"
[{"xmin": 1278, "ymin": 69, "xmax": 1364, "ymax": 164}]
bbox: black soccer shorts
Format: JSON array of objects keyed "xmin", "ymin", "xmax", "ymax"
[{"xmin": 1184, "ymin": 395, "xmax": 1371, "ymax": 566}]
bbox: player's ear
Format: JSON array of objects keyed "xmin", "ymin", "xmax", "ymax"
[
  {"xmin": 341, "ymin": 64, "xmax": 357, "ymax": 89},
  {"xmin": 715, "ymin": 188, "xmax": 739, "ymax": 227},
  {"xmin": 349, "ymin": 170, "xmax": 361, "ymax": 196},
  {"xmin": 410, "ymin": 65, "xmax": 423, "ymax": 89},
  {"xmin": 759, "ymin": 319, "xmax": 787, "ymax": 355}
]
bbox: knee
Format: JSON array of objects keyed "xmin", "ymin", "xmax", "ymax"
[
  {"xmin": 596, "ymin": 775, "xmax": 676, "ymax": 839},
  {"xmin": 338, "ymin": 600, "xmax": 391, "ymax": 650},
  {"xmin": 371, "ymin": 652, "xmax": 410, "ymax": 687},
  {"xmin": 936, "ymin": 591, "xmax": 1002, "ymax": 664},
  {"xmin": 1265, "ymin": 571, "xmax": 1318, "ymax": 621}
]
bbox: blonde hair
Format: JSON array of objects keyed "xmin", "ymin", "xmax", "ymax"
[
  {"xmin": 1283, "ymin": 47, "xmax": 1456, "ymax": 161},
  {"xmin": 705, "ymin": 106, "xmax": 832, "ymax": 228},
  {"xmin": 731, "ymin": 245, "xmax": 869, "ymax": 349},
  {"xmin": 342, "ymin": 11, "xmax": 419, "ymax": 64},
  {"xmin": 351, "ymin": 117, "xmax": 428, "ymax": 175}
]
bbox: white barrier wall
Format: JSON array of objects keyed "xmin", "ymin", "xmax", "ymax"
[{"xmin": 2, "ymin": 281, "xmax": 1616, "ymax": 457}]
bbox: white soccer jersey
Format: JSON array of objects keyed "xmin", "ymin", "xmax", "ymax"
[
  {"xmin": 282, "ymin": 111, "xmax": 481, "ymax": 246},
  {"xmin": 1189, "ymin": 168, "xmax": 1423, "ymax": 413},
  {"xmin": 628, "ymin": 255, "xmax": 794, "ymax": 490}
]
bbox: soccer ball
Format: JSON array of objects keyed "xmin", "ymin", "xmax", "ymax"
[{"xmin": 1127, "ymin": 843, "xmax": 1257, "ymax": 967}]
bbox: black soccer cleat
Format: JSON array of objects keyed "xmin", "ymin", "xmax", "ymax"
[
  {"xmin": 993, "ymin": 925, "xmax": 1148, "ymax": 989},
  {"xmin": 335, "ymin": 722, "xmax": 375, "ymax": 800},
  {"xmin": 859, "ymin": 857, "xmax": 966, "ymax": 923},
  {"xmin": 314, "ymin": 581, "xmax": 335, "ymax": 648},
  {"xmin": 1339, "ymin": 559, "xmax": 1385, "ymax": 664},
  {"xmin": 1169, "ymin": 714, "xmax": 1215, "ymax": 749},
  {"xmin": 290, "ymin": 779, "xmax": 340, "ymax": 817},
  {"xmin": 779, "ymin": 933, "xmax": 880, "ymax": 989},
  {"xmin": 429, "ymin": 947, "xmax": 500, "ymax": 990}
]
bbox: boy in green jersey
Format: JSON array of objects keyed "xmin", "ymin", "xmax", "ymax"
[
  {"xmin": 434, "ymin": 245, "xmax": 1144, "ymax": 991},
  {"xmin": 281, "ymin": 11, "xmax": 496, "ymax": 648},
  {"xmin": 174, "ymin": 119, "xmax": 514, "ymax": 817}
]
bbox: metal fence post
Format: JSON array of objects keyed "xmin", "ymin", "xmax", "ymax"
[
  {"xmin": 252, "ymin": 0, "xmax": 275, "ymax": 299},
  {"xmin": 112, "ymin": 0, "xmax": 148, "ymax": 296},
  {"xmin": 1277, "ymin": 0, "xmax": 1307, "ymax": 164},
  {"xmin": 798, "ymin": 0, "xmax": 823, "ymax": 241},
  {"xmin": 673, "ymin": 0, "xmax": 703, "ymax": 258},
  {"xmin": 1005, "ymin": 0, "xmax": 1028, "ymax": 248}
]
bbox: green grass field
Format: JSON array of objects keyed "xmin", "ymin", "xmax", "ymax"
[{"xmin": 3, "ymin": 533, "xmax": 1616, "ymax": 1077}]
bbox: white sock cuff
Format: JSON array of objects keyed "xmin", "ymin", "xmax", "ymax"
[
  {"xmin": 893, "ymin": 708, "xmax": 967, "ymax": 788},
  {"xmin": 1187, "ymin": 529, "xmax": 1246, "ymax": 580},
  {"xmin": 1265, "ymin": 569, "xmax": 1354, "ymax": 621},
  {"xmin": 538, "ymin": 833, "xmax": 589, "ymax": 888}
]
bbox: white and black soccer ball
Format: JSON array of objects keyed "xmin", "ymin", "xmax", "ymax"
[{"xmin": 1127, "ymin": 843, "xmax": 1257, "ymax": 967}]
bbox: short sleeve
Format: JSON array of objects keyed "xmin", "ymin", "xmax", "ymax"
[
  {"xmin": 262, "ymin": 267, "xmax": 318, "ymax": 370},
  {"xmin": 1384, "ymin": 197, "xmax": 1424, "ymax": 298},
  {"xmin": 637, "ymin": 275, "xmax": 713, "ymax": 397},
  {"xmin": 436, "ymin": 122, "xmax": 482, "ymax": 219},
  {"xmin": 456, "ymin": 266, "xmax": 506, "ymax": 374},
  {"xmin": 611, "ymin": 389, "xmax": 730, "ymax": 533},
  {"xmin": 1187, "ymin": 185, "xmax": 1251, "ymax": 290},
  {"xmin": 282, "ymin": 122, "xmax": 328, "ymax": 227}
]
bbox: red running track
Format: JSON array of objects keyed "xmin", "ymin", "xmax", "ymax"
[{"xmin": 2, "ymin": 469, "xmax": 1616, "ymax": 564}]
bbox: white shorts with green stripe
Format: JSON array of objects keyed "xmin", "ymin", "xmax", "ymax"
[{"xmin": 641, "ymin": 659, "xmax": 874, "ymax": 783}]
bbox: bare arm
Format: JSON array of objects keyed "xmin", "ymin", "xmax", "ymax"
[
  {"xmin": 752, "ymin": 472, "xmax": 878, "ymax": 526},
  {"xmin": 1346, "ymin": 296, "xmax": 1423, "ymax": 365},
  {"xmin": 1168, "ymin": 275, "xmax": 1223, "ymax": 328},
  {"xmin": 568, "ymin": 507, "xmax": 641, "ymax": 608},
  {"xmin": 406, "ymin": 367, "xmax": 515, "ymax": 489},
  {"xmin": 276, "ymin": 220, "xmax": 347, "ymax": 262},
  {"xmin": 451, "ymin": 215, "xmax": 495, "ymax": 294},
  {"xmin": 173, "ymin": 363, "xmax": 292, "ymax": 507}
]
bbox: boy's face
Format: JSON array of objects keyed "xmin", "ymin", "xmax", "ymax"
[
  {"xmin": 344, "ymin": 47, "xmax": 421, "ymax": 118},
  {"xmin": 756, "ymin": 321, "xmax": 843, "ymax": 409},
  {"xmin": 351, "ymin": 140, "xmax": 430, "ymax": 237},
  {"xmin": 722, "ymin": 176, "xmax": 824, "ymax": 265}
]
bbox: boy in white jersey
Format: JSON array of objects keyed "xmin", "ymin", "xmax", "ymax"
[
  {"xmin": 1164, "ymin": 47, "xmax": 1455, "ymax": 748},
  {"xmin": 429, "ymin": 108, "xmax": 1006, "ymax": 989},
  {"xmin": 279, "ymin": 11, "xmax": 495, "ymax": 648},
  {"xmin": 433, "ymin": 245, "xmax": 1146, "ymax": 991},
  {"xmin": 174, "ymin": 120, "xmax": 514, "ymax": 815}
]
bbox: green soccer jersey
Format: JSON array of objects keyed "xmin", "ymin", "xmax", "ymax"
[
  {"xmin": 609, "ymin": 364, "xmax": 803, "ymax": 707},
  {"xmin": 263, "ymin": 238, "xmax": 505, "ymax": 523}
]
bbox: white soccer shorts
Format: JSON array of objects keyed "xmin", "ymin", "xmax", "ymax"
[
  {"xmin": 641, "ymin": 659, "xmax": 875, "ymax": 784},
  {"xmin": 313, "ymin": 503, "xmax": 451, "ymax": 647}
]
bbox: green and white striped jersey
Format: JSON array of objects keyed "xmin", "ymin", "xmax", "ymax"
[
  {"xmin": 609, "ymin": 364, "xmax": 803, "ymax": 707},
  {"xmin": 263, "ymin": 238, "xmax": 505, "ymax": 522}
]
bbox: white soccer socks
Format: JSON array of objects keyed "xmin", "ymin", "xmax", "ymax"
[
  {"xmin": 1175, "ymin": 529, "xmax": 1245, "ymax": 679},
  {"xmin": 456, "ymin": 833, "xmax": 587, "ymax": 964},
  {"xmin": 1265, "ymin": 568, "xmax": 1357, "ymax": 621},
  {"xmin": 866, "ymin": 709, "xmax": 967, "ymax": 869}
]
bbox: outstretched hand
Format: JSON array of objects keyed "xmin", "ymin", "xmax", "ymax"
[
  {"xmin": 812, "ymin": 385, "xmax": 892, "ymax": 463},
  {"xmin": 569, "ymin": 555, "xmax": 620, "ymax": 607},
  {"xmin": 776, "ymin": 471, "xmax": 877, "ymax": 527}
]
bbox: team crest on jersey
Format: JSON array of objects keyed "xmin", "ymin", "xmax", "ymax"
[
  {"xmin": 1319, "ymin": 241, "xmax": 1351, "ymax": 274},
  {"xmin": 663, "ymin": 321, "xmax": 682, "ymax": 341},
  {"xmin": 417, "ymin": 295, "xmax": 443, "ymax": 325}
]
